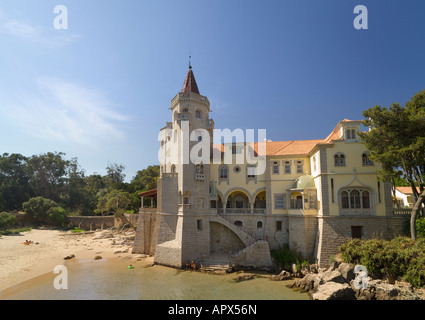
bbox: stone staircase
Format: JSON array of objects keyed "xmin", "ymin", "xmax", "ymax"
[{"xmin": 209, "ymin": 214, "xmax": 257, "ymax": 247}]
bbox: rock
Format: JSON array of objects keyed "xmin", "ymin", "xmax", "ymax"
[
  {"xmin": 312, "ymin": 282, "xmax": 356, "ymax": 300},
  {"xmin": 114, "ymin": 248, "xmax": 129, "ymax": 254},
  {"xmin": 375, "ymin": 283, "xmax": 400, "ymax": 300},
  {"xmin": 64, "ymin": 254, "xmax": 75, "ymax": 260},
  {"xmin": 94, "ymin": 231, "xmax": 114, "ymax": 239},
  {"xmin": 270, "ymin": 270, "xmax": 292, "ymax": 281},
  {"xmin": 337, "ymin": 263, "xmax": 355, "ymax": 282},
  {"xmin": 293, "ymin": 273, "xmax": 323, "ymax": 292},
  {"xmin": 322, "ymin": 270, "xmax": 346, "ymax": 284},
  {"xmin": 94, "ymin": 255, "xmax": 102, "ymax": 260},
  {"xmin": 133, "ymin": 254, "xmax": 148, "ymax": 261},
  {"xmin": 234, "ymin": 274, "xmax": 254, "ymax": 282}
]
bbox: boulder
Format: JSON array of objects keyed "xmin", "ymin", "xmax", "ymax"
[
  {"xmin": 321, "ymin": 270, "xmax": 346, "ymax": 284},
  {"xmin": 64, "ymin": 254, "xmax": 75, "ymax": 260},
  {"xmin": 293, "ymin": 273, "xmax": 323, "ymax": 292},
  {"xmin": 375, "ymin": 283, "xmax": 400, "ymax": 300},
  {"xmin": 270, "ymin": 270, "xmax": 292, "ymax": 281},
  {"xmin": 312, "ymin": 282, "xmax": 356, "ymax": 300},
  {"xmin": 337, "ymin": 263, "xmax": 355, "ymax": 282}
]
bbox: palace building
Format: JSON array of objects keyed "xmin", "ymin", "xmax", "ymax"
[{"xmin": 133, "ymin": 64, "xmax": 406, "ymax": 268}]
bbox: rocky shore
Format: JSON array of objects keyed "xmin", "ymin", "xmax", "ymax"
[{"xmin": 271, "ymin": 261, "xmax": 425, "ymax": 300}]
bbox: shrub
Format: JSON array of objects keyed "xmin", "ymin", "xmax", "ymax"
[
  {"xmin": 0, "ymin": 212, "xmax": 17, "ymax": 231},
  {"xmin": 23, "ymin": 197, "xmax": 68, "ymax": 227},
  {"xmin": 339, "ymin": 237, "xmax": 425, "ymax": 288},
  {"xmin": 271, "ymin": 244, "xmax": 310, "ymax": 271}
]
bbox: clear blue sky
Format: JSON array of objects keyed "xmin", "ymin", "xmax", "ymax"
[{"xmin": 0, "ymin": 0, "xmax": 424, "ymax": 181}]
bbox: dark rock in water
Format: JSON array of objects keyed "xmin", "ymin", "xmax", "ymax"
[{"xmin": 233, "ymin": 274, "xmax": 254, "ymax": 282}]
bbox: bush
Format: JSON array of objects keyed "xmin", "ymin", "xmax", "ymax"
[
  {"xmin": 0, "ymin": 212, "xmax": 17, "ymax": 230},
  {"xmin": 271, "ymin": 244, "xmax": 310, "ymax": 271},
  {"xmin": 23, "ymin": 197, "xmax": 68, "ymax": 227},
  {"xmin": 339, "ymin": 237, "xmax": 425, "ymax": 288}
]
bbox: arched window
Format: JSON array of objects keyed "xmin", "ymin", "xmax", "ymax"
[
  {"xmin": 196, "ymin": 164, "xmax": 204, "ymax": 174},
  {"xmin": 340, "ymin": 188, "xmax": 372, "ymax": 214},
  {"xmin": 219, "ymin": 165, "xmax": 228, "ymax": 179},
  {"xmin": 362, "ymin": 153, "xmax": 374, "ymax": 166},
  {"xmin": 257, "ymin": 221, "xmax": 263, "ymax": 229},
  {"xmin": 334, "ymin": 153, "xmax": 345, "ymax": 167},
  {"xmin": 234, "ymin": 221, "xmax": 243, "ymax": 227},
  {"xmin": 171, "ymin": 164, "xmax": 176, "ymax": 173},
  {"xmin": 272, "ymin": 161, "xmax": 279, "ymax": 174}
]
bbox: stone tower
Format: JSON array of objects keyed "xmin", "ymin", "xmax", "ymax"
[{"xmin": 154, "ymin": 64, "xmax": 215, "ymax": 267}]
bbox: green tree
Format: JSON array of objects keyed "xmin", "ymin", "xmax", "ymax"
[
  {"xmin": 0, "ymin": 153, "xmax": 32, "ymax": 211},
  {"xmin": 95, "ymin": 190, "xmax": 133, "ymax": 216},
  {"xmin": 27, "ymin": 152, "xmax": 70, "ymax": 202},
  {"xmin": 130, "ymin": 165, "xmax": 160, "ymax": 192},
  {"xmin": 0, "ymin": 212, "xmax": 17, "ymax": 230},
  {"xmin": 23, "ymin": 196, "xmax": 67, "ymax": 227},
  {"xmin": 360, "ymin": 89, "xmax": 425, "ymax": 240}
]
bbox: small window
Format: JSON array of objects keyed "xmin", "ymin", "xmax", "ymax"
[
  {"xmin": 276, "ymin": 221, "xmax": 282, "ymax": 231},
  {"xmin": 296, "ymin": 160, "xmax": 303, "ymax": 174},
  {"xmin": 257, "ymin": 221, "xmax": 263, "ymax": 229},
  {"xmin": 235, "ymin": 221, "xmax": 243, "ymax": 227},
  {"xmin": 362, "ymin": 153, "xmax": 374, "ymax": 166},
  {"xmin": 183, "ymin": 196, "xmax": 190, "ymax": 205},
  {"xmin": 247, "ymin": 166, "xmax": 256, "ymax": 178},
  {"xmin": 334, "ymin": 153, "xmax": 345, "ymax": 167},
  {"xmin": 171, "ymin": 165, "xmax": 176, "ymax": 173},
  {"xmin": 351, "ymin": 226, "xmax": 363, "ymax": 239},
  {"xmin": 210, "ymin": 200, "xmax": 217, "ymax": 208},
  {"xmin": 273, "ymin": 161, "xmax": 279, "ymax": 174},
  {"xmin": 219, "ymin": 165, "xmax": 228, "ymax": 179},
  {"xmin": 275, "ymin": 194, "xmax": 286, "ymax": 209},
  {"xmin": 197, "ymin": 219, "xmax": 203, "ymax": 231},
  {"xmin": 284, "ymin": 161, "xmax": 291, "ymax": 174},
  {"xmin": 195, "ymin": 110, "xmax": 201, "ymax": 119},
  {"xmin": 182, "ymin": 108, "xmax": 189, "ymax": 113},
  {"xmin": 233, "ymin": 166, "xmax": 241, "ymax": 174}
]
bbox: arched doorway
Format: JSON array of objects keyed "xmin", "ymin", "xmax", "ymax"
[
  {"xmin": 226, "ymin": 191, "xmax": 249, "ymax": 213},
  {"xmin": 254, "ymin": 190, "xmax": 266, "ymax": 213}
]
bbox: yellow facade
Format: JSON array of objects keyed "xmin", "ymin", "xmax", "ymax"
[{"xmin": 209, "ymin": 119, "xmax": 387, "ymax": 218}]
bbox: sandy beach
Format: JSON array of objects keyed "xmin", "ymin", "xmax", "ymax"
[{"xmin": 0, "ymin": 228, "xmax": 141, "ymax": 292}]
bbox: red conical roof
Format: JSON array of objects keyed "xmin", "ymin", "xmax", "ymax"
[{"xmin": 181, "ymin": 66, "xmax": 200, "ymax": 94}]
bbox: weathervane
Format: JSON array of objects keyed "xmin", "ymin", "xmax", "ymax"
[{"xmin": 189, "ymin": 51, "xmax": 192, "ymax": 69}]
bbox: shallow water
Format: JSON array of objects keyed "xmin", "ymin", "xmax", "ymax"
[{"xmin": 0, "ymin": 257, "xmax": 310, "ymax": 300}]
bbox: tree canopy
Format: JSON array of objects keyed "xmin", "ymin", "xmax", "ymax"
[
  {"xmin": 360, "ymin": 89, "xmax": 425, "ymax": 240},
  {"xmin": 0, "ymin": 151, "xmax": 159, "ymax": 220}
]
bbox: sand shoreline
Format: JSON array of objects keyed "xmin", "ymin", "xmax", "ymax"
[{"xmin": 0, "ymin": 228, "xmax": 140, "ymax": 292}]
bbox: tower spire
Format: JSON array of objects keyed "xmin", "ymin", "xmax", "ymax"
[{"xmin": 181, "ymin": 55, "xmax": 200, "ymax": 94}]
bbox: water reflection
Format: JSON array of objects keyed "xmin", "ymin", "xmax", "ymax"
[{"xmin": 0, "ymin": 258, "xmax": 310, "ymax": 300}]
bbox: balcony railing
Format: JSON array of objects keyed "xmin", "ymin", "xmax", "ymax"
[{"xmin": 217, "ymin": 208, "xmax": 266, "ymax": 214}]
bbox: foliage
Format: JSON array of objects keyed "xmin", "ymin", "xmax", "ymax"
[
  {"xmin": 339, "ymin": 237, "xmax": 425, "ymax": 288},
  {"xmin": 71, "ymin": 227, "xmax": 85, "ymax": 233},
  {"xmin": 0, "ymin": 149, "xmax": 159, "ymax": 219},
  {"xmin": 0, "ymin": 212, "xmax": 17, "ymax": 231},
  {"xmin": 360, "ymin": 89, "xmax": 425, "ymax": 240},
  {"xmin": 95, "ymin": 190, "xmax": 133, "ymax": 216},
  {"xmin": 22, "ymin": 197, "xmax": 68, "ymax": 227},
  {"xmin": 271, "ymin": 245, "xmax": 310, "ymax": 271}
]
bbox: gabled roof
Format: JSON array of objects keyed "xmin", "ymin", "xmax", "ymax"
[
  {"xmin": 181, "ymin": 67, "xmax": 200, "ymax": 94},
  {"xmin": 396, "ymin": 187, "xmax": 420, "ymax": 195}
]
